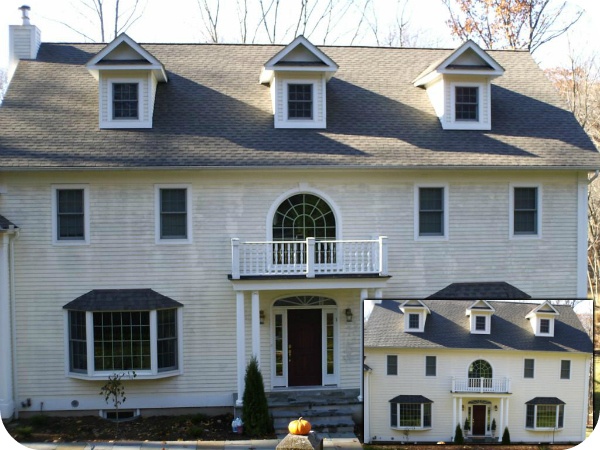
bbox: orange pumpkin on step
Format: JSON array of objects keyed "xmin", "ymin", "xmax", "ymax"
[{"xmin": 288, "ymin": 417, "xmax": 311, "ymax": 435}]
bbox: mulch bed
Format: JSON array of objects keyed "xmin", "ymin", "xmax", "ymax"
[{"xmin": 5, "ymin": 413, "xmax": 276, "ymax": 443}]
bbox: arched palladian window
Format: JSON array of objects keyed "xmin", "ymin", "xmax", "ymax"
[
  {"xmin": 468, "ymin": 360, "xmax": 493, "ymax": 389},
  {"xmin": 273, "ymin": 193, "xmax": 336, "ymax": 241}
]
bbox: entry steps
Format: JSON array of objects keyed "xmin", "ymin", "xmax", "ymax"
[{"xmin": 267, "ymin": 388, "xmax": 360, "ymax": 435}]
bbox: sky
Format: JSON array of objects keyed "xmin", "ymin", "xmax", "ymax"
[{"xmin": 1, "ymin": 0, "xmax": 599, "ymax": 73}]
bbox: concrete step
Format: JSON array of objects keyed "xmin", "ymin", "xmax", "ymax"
[{"xmin": 267, "ymin": 388, "xmax": 360, "ymax": 408}]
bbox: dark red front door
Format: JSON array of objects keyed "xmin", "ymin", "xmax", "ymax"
[
  {"xmin": 472, "ymin": 405, "xmax": 487, "ymax": 435},
  {"xmin": 287, "ymin": 309, "xmax": 322, "ymax": 386}
]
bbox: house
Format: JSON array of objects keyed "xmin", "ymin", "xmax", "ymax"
[
  {"xmin": 1, "ymin": 6, "xmax": 599, "ymax": 427},
  {"xmin": 363, "ymin": 299, "xmax": 592, "ymax": 444}
]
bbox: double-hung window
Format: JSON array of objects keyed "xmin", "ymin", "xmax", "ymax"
[
  {"xmin": 525, "ymin": 398, "xmax": 565, "ymax": 430},
  {"xmin": 156, "ymin": 185, "xmax": 192, "ymax": 243},
  {"xmin": 524, "ymin": 359, "xmax": 535, "ymax": 379},
  {"xmin": 287, "ymin": 84, "xmax": 313, "ymax": 119},
  {"xmin": 112, "ymin": 83, "xmax": 139, "ymax": 119},
  {"xmin": 560, "ymin": 360, "xmax": 571, "ymax": 380},
  {"xmin": 387, "ymin": 355, "xmax": 398, "ymax": 375},
  {"xmin": 389, "ymin": 396, "xmax": 433, "ymax": 429},
  {"xmin": 475, "ymin": 316, "xmax": 486, "ymax": 331},
  {"xmin": 53, "ymin": 185, "xmax": 89, "ymax": 244},
  {"xmin": 455, "ymin": 86, "xmax": 479, "ymax": 121},
  {"xmin": 512, "ymin": 186, "xmax": 540, "ymax": 237},
  {"xmin": 408, "ymin": 313, "xmax": 420, "ymax": 330},
  {"xmin": 425, "ymin": 356, "xmax": 436, "ymax": 376},
  {"xmin": 415, "ymin": 185, "xmax": 448, "ymax": 239}
]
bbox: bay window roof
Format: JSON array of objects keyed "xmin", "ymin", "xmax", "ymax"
[{"xmin": 63, "ymin": 289, "xmax": 183, "ymax": 311}]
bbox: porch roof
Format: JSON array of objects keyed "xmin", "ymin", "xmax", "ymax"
[
  {"xmin": 427, "ymin": 282, "xmax": 530, "ymax": 299},
  {"xmin": 0, "ymin": 215, "xmax": 18, "ymax": 231}
]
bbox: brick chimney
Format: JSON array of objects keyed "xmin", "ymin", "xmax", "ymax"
[{"xmin": 8, "ymin": 5, "xmax": 41, "ymax": 80}]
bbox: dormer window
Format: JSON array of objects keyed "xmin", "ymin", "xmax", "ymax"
[
  {"xmin": 466, "ymin": 300, "xmax": 494, "ymax": 334},
  {"xmin": 408, "ymin": 313, "xmax": 420, "ymax": 330},
  {"xmin": 399, "ymin": 300, "xmax": 430, "ymax": 333},
  {"xmin": 475, "ymin": 315, "xmax": 486, "ymax": 331},
  {"xmin": 260, "ymin": 36, "xmax": 338, "ymax": 129},
  {"xmin": 288, "ymin": 84, "xmax": 313, "ymax": 119},
  {"xmin": 113, "ymin": 83, "xmax": 139, "ymax": 119},
  {"xmin": 455, "ymin": 86, "xmax": 478, "ymax": 121},
  {"xmin": 526, "ymin": 301, "xmax": 559, "ymax": 337}
]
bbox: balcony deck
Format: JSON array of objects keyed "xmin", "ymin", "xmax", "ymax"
[
  {"xmin": 231, "ymin": 237, "xmax": 388, "ymax": 279},
  {"xmin": 452, "ymin": 377, "xmax": 511, "ymax": 394}
]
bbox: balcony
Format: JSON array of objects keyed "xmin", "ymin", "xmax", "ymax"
[
  {"xmin": 231, "ymin": 237, "xmax": 388, "ymax": 279},
  {"xmin": 452, "ymin": 377, "xmax": 511, "ymax": 394}
]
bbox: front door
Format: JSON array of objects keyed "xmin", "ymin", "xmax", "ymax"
[
  {"xmin": 287, "ymin": 309, "xmax": 322, "ymax": 386},
  {"xmin": 472, "ymin": 405, "xmax": 487, "ymax": 436}
]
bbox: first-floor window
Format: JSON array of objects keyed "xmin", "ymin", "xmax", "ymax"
[
  {"xmin": 525, "ymin": 400, "xmax": 565, "ymax": 429},
  {"xmin": 67, "ymin": 308, "xmax": 180, "ymax": 377},
  {"xmin": 387, "ymin": 355, "xmax": 398, "ymax": 375},
  {"xmin": 390, "ymin": 400, "xmax": 432, "ymax": 428}
]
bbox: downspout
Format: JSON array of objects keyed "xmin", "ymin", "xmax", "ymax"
[
  {"xmin": 589, "ymin": 170, "xmax": 599, "ymax": 184},
  {"xmin": 10, "ymin": 230, "xmax": 20, "ymax": 419}
]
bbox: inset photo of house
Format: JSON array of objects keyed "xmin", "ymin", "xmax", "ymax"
[{"xmin": 364, "ymin": 298, "xmax": 593, "ymax": 445}]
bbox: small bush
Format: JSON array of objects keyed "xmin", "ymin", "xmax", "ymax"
[
  {"xmin": 454, "ymin": 424, "xmax": 464, "ymax": 444},
  {"xmin": 242, "ymin": 356, "xmax": 272, "ymax": 436},
  {"xmin": 502, "ymin": 426, "xmax": 511, "ymax": 444},
  {"xmin": 15, "ymin": 426, "xmax": 33, "ymax": 438}
]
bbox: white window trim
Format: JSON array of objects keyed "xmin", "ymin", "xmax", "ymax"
[
  {"xmin": 509, "ymin": 183, "xmax": 542, "ymax": 239},
  {"xmin": 52, "ymin": 184, "xmax": 90, "ymax": 245},
  {"xmin": 447, "ymin": 81, "xmax": 490, "ymax": 130},
  {"xmin": 470, "ymin": 313, "xmax": 491, "ymax": 334},
  {"xmin": 534, "ymin": 316, "xmax": 555, "ymax": 337},
  {"xmin": 101, "ymin": 77, "xmax": 152, "ymax": 129},
  {"xmin": 414, "ymin": 183, "xmax": 449, "ymax": 241},
  {"xmin": 276, "ymin": 78, "xmax": 326, "ymax": 129},
  {"xmin": 404, "ymin": 310, "xmax": 426, "ymax": 333},
  {"xmin": 64, "ymin": 308, "xmax": 183, "ymax": 380},
  {"xmin": 560, "ymin": 360, "xmax": 571, "ymax": 380},
  {"xmin": 154, "ymin": 184, "xmax": 193, "ymax": 245}
]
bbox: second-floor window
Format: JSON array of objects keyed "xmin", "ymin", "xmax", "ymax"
[
  {"xmin": 425, "ymin": 356, "xmax": 436, "ymax": 376},
  {"xmin": 416, "ymin": 186, "xmax": 447, "ymax": 239},
  {"xmin": 156, "ymin": 186, "xmax": 192, "ymax": 243},
  {"xmin": 560, "ymin": 360, "xmax": 571, "ymax": 379},
  {"xmin": 53, "ymin": 186, "xmax": 89, "ymax": 244},
  {"xmin": 513, "ymin": 187, "xmax": 538, "ymax": 235},
  {"xmin": 113, "ymin": 83, "xmax": 139, "ymax": 119},
  {"xmin": 288, "ymin": 84, "xmax": 313, "ymax": 119},
  {"xmin": 524, "ymin": 359, "xmax": 535, "ymax": 378},
  {"xmin": 387, "ymin": 355, "xmax": 398, "ymax": 375}
]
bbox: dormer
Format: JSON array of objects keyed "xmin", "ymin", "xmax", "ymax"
[
  {"xmin": 399, "ymin": 300, "xmax": 430, "ymax": 333},
  {"xmin": 86, "ymin": 34, "xmax": 168, "ymax": 129},
  {"xmin": 526, "ymin": 301, "xmax": 559, "ymax": 337},
  {"xmin": 466, "ymin": 300, "xmax": 495, "ymax": 334},
  {"xmin": 260, "ymin": 36, "xmax": 338, "ymax": 129},
  {"xmin": 413, "ymin": 40, "xmax": 504, "ymax": 131}
]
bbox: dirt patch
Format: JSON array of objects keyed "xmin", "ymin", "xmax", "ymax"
[{"xmin": 4, "ymin": 413, "xmax": 276, "ymax": 443}]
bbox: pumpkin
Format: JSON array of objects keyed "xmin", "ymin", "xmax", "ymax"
[{"xmin": 288, "ymin": 417, "xmax": 311, "ymax": 435}]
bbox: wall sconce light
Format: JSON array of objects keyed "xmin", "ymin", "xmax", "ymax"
[
  {"xmin": 494, "ymin": 405, "xmax": 498, "ymax": 412},
  {"xmin": 259, "ymin": 310, "xmax": 265, "ymax": 325},
  {"xmin": 462, "ymin": 404, "xmax": 464, "ymax": 411},
  {"xmin": 345, "ymin": 308, "xmax": 353, "ymax": 322}
]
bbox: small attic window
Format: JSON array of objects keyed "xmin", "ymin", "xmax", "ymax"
[
  {"xmin": 113, "ymin": 83, "xmax": 139, "ymax": 119},
  {"xmin": 455, "ymin": 86, "xmax": 478, "ymax": 121},
  {"xmin": 288, "ymin": 84, "xmax": 313, "ymax": 119}
]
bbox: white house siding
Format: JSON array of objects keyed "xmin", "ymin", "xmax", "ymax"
[
  {"xmin": 365, "ymin": 348, "xmax": 589, "ymax": 443},
  {"xmin": 0, "ymin": 168, "xmax": 582, "ymax": 412}
]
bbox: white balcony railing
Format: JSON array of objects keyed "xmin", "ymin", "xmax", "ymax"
[
  {"xmin": 231, "ymin": 237, "xmax": 388, "ymax": 279},
  {"xmin": 452, "ymin": 377, "xmax": 511, "ymax": 393}
]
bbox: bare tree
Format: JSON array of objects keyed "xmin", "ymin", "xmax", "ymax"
[
  {"xmin": 588, "ymin": 177, "xmax": 600, "ymax": 301},
  {"xmin": 0, "ymin": 69, "xmax": 8, "ymax": 104},
  {"xmin": 441, "ymin": 0, "xmax": 583, "ymax": 53},
  {"xmin": 236, "ymin": 0, "xmax": 249, "ymax": 43},
  {"xmin": 197, "ymin": 0, "xmax": 220, "ymax": 43},
  {"xmin": 56, "ymin": 0, "xmax": 147, "ymax": 42}
]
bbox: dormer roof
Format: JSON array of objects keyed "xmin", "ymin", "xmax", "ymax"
[
  {"xmin": 86, "ymin": 33, "xmax": 168, "ymax": 82},
  {"xmin": 525, "ymin": 300, "xmax": 560, "ymax": 319},
  {"xmin": 413, "ymin": 40, "xmax": 504, "ymax": 87},
  {"xmin": 399, "ymin": 299, "xmax": 431, "ymax": 314},
  {"xmin": 260, "ymin": 35, "xmax": 338, "ymax": 84},
  {"xmin": 466, "ymin": 299, "xmax": 495, "ymax": 315}
]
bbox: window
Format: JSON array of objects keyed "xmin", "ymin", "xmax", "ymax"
[
  {"xmin": 526, "ymin": 401, "xmax": 565, "ymax": 430},
  {"xmin": 155, "ymin": 185, "xmax": 192, "ymax": 243},
  {"xmin": 455, "ymin": 86, "xmax": 478, "ymax": 121},
  {"xmin": 53, "ymin": 186, "xmax": 89, "ymax": 244},
  {"xmin": 113, "ymin": 83, "xmax": 139, "ymax": 119},
  {"xmin": 540, "ymin": 318, "xmax": 550, "ymax": 334},
  {"xmin": 426, "ymin": 356, "xmax": 436, "ymax": 376},
  {"xmin": 387, "ymin": 355, "xmax": 398, "ymax": 375},
  {"xmin": 469, "ymin": 360, "xmax": 492, "ymax": 379},
  {"xmin": 389, "ymin": 397, "xmax": 433, "ymax": 429},
  {"xmin": 408, "ymin": 313, "xmax": 420, "ymax": 330},
  {"xmin": 560, "ymin": 360, "xmax": 571, "ymax": 380},
  {"xmin": 288, "ymin": 84, "xmax": 313, "ymax": 119},
  {"xmin": 418, "ymin": 187, "xmax": 444, "ymax": 236},
  {"xmin": 513, "ymin": 187, "xmax": 539, "ymax": 236},
  {"xmin": 524, "ymin": 359, "xmax": 535, "ymax": 379},
  {"xmin": 67, "ymin": 308, "xmax": 181, "ymax": 378},
  {"xmin": 475, "ymin": 316, "xmax": 486, "ymax": 331}
]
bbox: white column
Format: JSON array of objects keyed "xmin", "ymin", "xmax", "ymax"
[
  {"xmin": 458, "ymin": 397, "xmax": 463, "ymax": 432},
  {"xmin": 359, "ymin": 289, "xmax": 368, "ymax": 402},
  {"xmin": 452, "ymin": 397, "xmax": 457, "ymax": 438},
  {"xmin": 504, "ymin": 397, "xmax": 509, "ymax": 438},
  {"xmin": 0, "ymin": 234, "xmax": 14, "ymax": 419},
  {"xmin": 236, "ymin": 291, "xmax": 246, "ymax": 407},
  {"xmin": 251, "ymin": 291, "xmax": 260, "ymax": 364},
  {"xmin": 498, "ymin": 398, "xmax": 504, "ymax": 439},
  {"xmin": 577, "ymin": 172, "xmax": 588, "ymax": 298},
  {"xmin": 363, "ymin": 368, "xmax": 371, "ymax": 443}
]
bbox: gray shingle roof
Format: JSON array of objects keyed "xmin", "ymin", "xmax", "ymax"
[
  {"xmin": 427, "ymin": 282, "xmax": 531, "ymax": 299},
  {"xmin": 525, "ymin": 397, "xmax": 566, "ymax": 405},
  {"xmin": 389, "ymin": 395, "xmax": 433, "ymax": 404},
  {"xmin": 62, "ymin": 288, "xmax": 183, "ymax": 311},
  {"xmin": 0, "ymin": 215, "xmax": 18, "ymax": 230},
  {"xmin": 1, "ymin": 43, "xmax": 598, "ymax": 169},
  {"xmin": 364, "ymin": 300, "xmax": 592, "ymax": 353}
]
